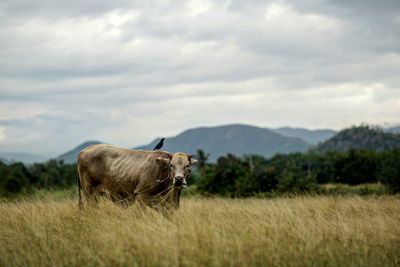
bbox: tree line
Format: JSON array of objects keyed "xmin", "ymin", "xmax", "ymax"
[
  {"xmin": 0, "ymin": 160, "xmax": 76, "ymax": 197},
  {"xmin": 194, "ymin": 149, "xmax": 400, "ymax": 196},
  {"xmin": 0, "ymin": 149, "xmax": 399, "ymax": 197}
]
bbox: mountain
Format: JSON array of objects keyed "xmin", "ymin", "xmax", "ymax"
[
  {"xmin": 315, "ymin": 125, "xmax": 400, "ymax": 152},
  {"xmin": 136, "ymin": 124, "xmax": 311, "ymax": 161},
  {"xmin": 0, "ymin": 152, "xmax": 46, "ymax": 164},
  {"xmin": 386, "ymin": 125, "xmax": 400, "ymax": 134},
  {"xmin": 56, "ymin": 141, "xmax": 102, "ymax": 164},
  {"xmin": 0, "ymin": 156, "xmax": 10, "ymax": 165},
  {"xmin": 271, "ymin": 127, "xmax": 336, "ymax": 145}
]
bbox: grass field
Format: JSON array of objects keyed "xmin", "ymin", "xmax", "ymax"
[{"xmin": 0, "ymin": 195, "xmax": 399, "ymax": 267}]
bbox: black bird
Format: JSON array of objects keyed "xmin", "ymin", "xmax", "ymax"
[{"xmin": 153, "ymin": 138, "xmax": 165, "ymax": 150}]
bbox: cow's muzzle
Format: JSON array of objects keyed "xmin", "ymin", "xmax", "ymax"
[{"xmin": 174, "ymin": 176, "xmax": 187, "ymax": 188}]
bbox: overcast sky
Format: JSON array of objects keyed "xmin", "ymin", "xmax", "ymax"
[{"xmin": 0, "ymin": 0, "xmax": 399, "ymax": 157}]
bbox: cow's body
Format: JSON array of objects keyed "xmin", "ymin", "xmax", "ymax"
[{"xmin": 77, "ymin": 144, "xmax": 195, "ymax": 210}]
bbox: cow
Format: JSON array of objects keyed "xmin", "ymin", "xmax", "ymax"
[{"xmin": 77, "ymin": 144, "xmax": 197, "ymax": 211}]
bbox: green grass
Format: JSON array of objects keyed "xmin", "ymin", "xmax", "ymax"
[
  {"xmin": 0, "ymin": 195, "xmax": 399, "ymax": 266},
  {"xmin": 317, "ymin": 182, "xmax": 388, "ymax": 195}
]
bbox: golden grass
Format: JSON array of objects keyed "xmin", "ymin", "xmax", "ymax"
[{"xmin": 0, "ymin": 196, "xmax": 399, "ymax": 267}]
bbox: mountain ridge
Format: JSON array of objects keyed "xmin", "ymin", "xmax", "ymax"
[
  {"xmin": 136, "ymin": 124, "xmax": 311, "ymax": 161},
  {"xmin": 270, "ymin": 127, "xmax": 336, "ymax": 145},
  {"xmin": 6, "ymin": 123, "xmax": 399, "ymax": 164},
  {"xmin": 315, "ymin": 125, "xmax": 400, "ymax": 152}
]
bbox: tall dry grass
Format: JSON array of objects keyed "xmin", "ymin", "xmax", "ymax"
[{"xmin": 0, "ymin": 195, "xmax": 399, "ymax": 266}]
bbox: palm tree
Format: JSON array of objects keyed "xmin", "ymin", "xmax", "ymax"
[{"xmin": 196, "ymin": 149, "xmax": 210, "ymax": 176}]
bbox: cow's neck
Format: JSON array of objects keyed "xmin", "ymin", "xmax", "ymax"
[
  {"xmin": 160, "ymin": 184, "xmax": 181, "ymax": 209},
  {"xmin": 151, "ymin": 168, "xmax": 182, "ymax": 209},
  {"xmin": 171, "ymin": 188, "xmax": 181, "ymax": 208}
]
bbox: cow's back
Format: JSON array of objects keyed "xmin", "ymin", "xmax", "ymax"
[{"xmin": 77, "ymin": 144, "xmax": 157, "ymax": 196}]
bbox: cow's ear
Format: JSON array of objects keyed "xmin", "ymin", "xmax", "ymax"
[
  {"xmin": 188, "ymin": 154, "xmax": 198, "ymax": 165},
  {"xmin": 190, "ymin": 158, "xmax": 198, "ymax": 165},
  {"xmin": 156, "ymin": 157, "xmax": 170, "ymax": 165}
]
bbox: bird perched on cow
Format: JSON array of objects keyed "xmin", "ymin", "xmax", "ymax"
[{"xmin": 153, "ymin": 138, "xmax": 165, "ymax": 150}]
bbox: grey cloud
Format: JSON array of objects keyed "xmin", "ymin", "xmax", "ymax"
[
  {"xmin": 0, "ymin": 111, "xmax": 124, "ymax": 156},
  {"xmin": 290, "ymin": 0, "xmax": 400, "ymax": 51},
  {"xmin": 0, "ymin": 0, "xmax": 138, "ymax": 19},
  {"xmin": 2, "ymin": 0, "xmax": 397, "ymax": 88},
  {"xmin": 0, "ymin": 0, "xmax": 399, "ymax": 156}
]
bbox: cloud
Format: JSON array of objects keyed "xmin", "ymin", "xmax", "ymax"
[
  {"xmin": 0, "ymin": 0, "xmax": 399, "ymax": 156},
  {"xmin": 0, "ymin": 127, "xmax": 6, "ymax": 143}
]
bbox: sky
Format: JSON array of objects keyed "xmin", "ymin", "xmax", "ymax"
[{"xmin": 0, "ymin": 0, "xmax": 400, "ymax": 157}]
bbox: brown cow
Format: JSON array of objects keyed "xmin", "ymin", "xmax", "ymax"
[{"xmin": 77, "ymin": 144, "xmax": 197, "ymax": 210}]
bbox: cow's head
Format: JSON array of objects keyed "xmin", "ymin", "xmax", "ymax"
[{"xmin": 156, "ymin": 152, "xmax": 198, "ymax": 188}]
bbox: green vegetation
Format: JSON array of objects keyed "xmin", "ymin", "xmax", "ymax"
[
  {"xmin": 1, "ymin": 148, "xmax": 400, "ymax": 198},
  {"xmin": 0, "ymin": 160, "xmax": 76, "ymax": 197},
  {"xmin": 0, "ymin": 196, "xmax": 399, "ymax": 267},
  {"xmin": 315, "ymin": 183, "xmax": 387, "ymax": 196},
  {"xmin": 196, "ymin": 149, "xmax": 400, "ymax": 196}
]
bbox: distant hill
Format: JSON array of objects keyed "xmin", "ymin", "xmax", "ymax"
[
  {"xmin": 56, "ymin": 141, "xmax": 102, "ymax": 164},
  {"xmin": 315, "ymin": 125, "xmax": 400, "ymax": 152},
  {"xmin": 0, "ymin": 152, "xmax": 46, "ymax": 164},
  {"xmin": 386, "ymin": 125, "xmax": 400, "ymax": 134},
  {"xmin": 136, "ymin": 124, "xmax": 311, "ymax": 161},
  {"xmin": 0, "ymin": 156, "xmax": 10, "ymax": 165},
  {"xmin": 271, "ymin": 127, "xmax": 336, "ymax": 145}
]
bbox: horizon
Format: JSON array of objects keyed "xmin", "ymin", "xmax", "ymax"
[
  {"xmin": 1, "ymin": 122, "xmax": 398, "ymax": 158},
  {"xmin": 1, "ymin": 1, "xmax": 399, "ymax": 157}
]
